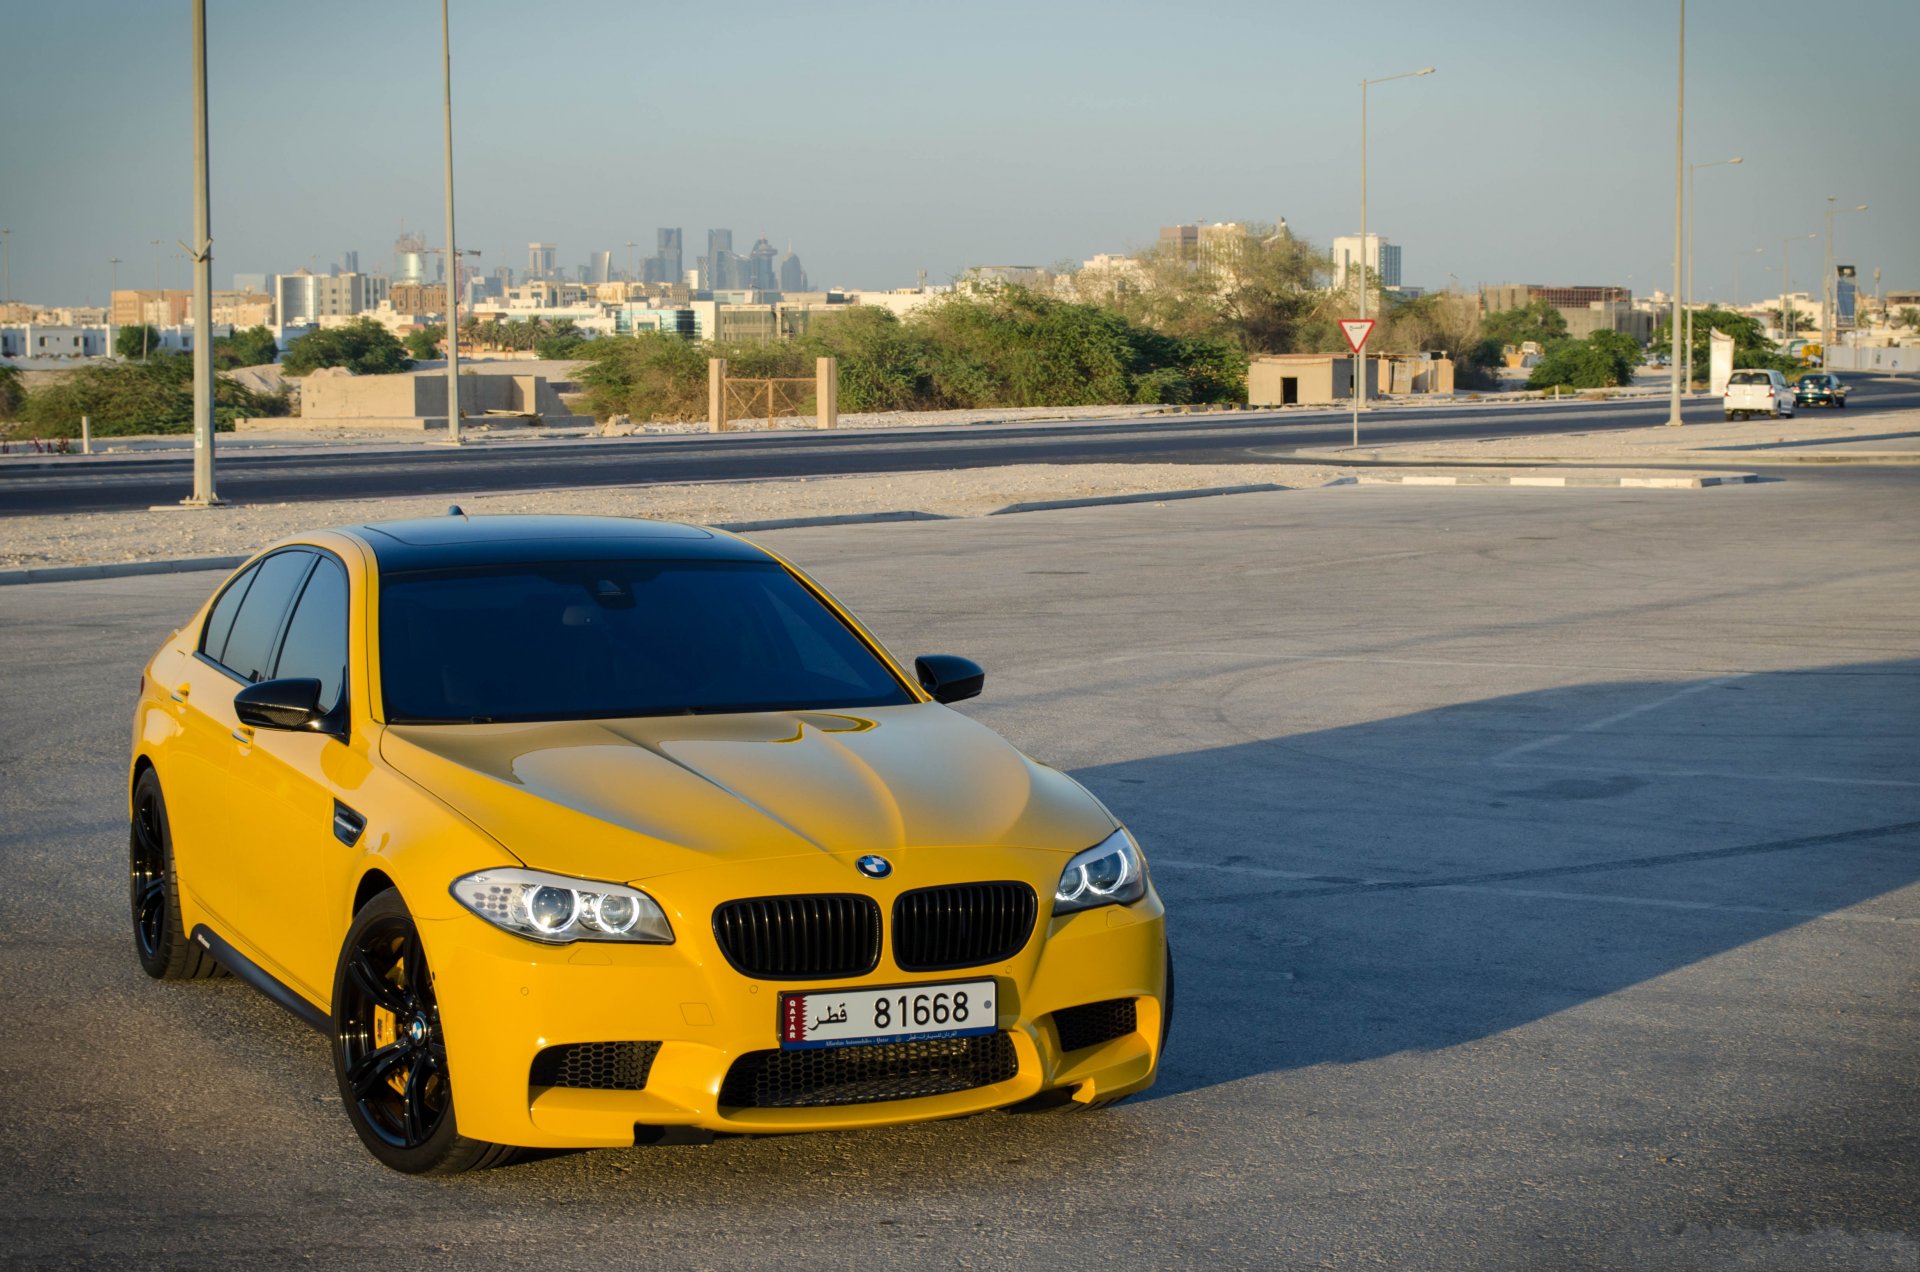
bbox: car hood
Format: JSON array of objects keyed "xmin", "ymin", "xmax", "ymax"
[{"xmin": 379, "ymin": 703, "xmax": 1115, "ymax": 882}]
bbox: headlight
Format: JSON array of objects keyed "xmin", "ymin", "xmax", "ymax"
[
  {"xmin": 1053, "ymin": 829, "xmax": 1147, "ymax": 916},
  {"xmin": 450, "ymin": 868, "xmax": 674, "ymax": 945}
]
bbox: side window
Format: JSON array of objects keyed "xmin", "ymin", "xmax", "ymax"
[
  {"xmin": 273, "ymin": 557, "xmax": 350, "ymax": 714},
  {"xmin": 218, "ymin": 551, "xmax": 315, "ymax": 683},
  {"xmin": 200, "ymin": 564, "xmax": 258, "ymax": 663}
]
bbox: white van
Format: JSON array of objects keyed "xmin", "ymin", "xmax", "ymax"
[{"xmin": 1723, "ymin": 369, "xmax": 1795, "ymax": 421}]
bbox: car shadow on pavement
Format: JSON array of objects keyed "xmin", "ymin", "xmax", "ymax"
[{"xmin": 1066, "ymin": 658, "xmax": 1920, "ymax": 1099}]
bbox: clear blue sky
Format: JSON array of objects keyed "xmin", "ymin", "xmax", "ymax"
[{"xmin": 2, "ymin": 0, "xmax": 1914, "ymax": 306}]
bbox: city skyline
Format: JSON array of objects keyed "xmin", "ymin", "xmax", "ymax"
[{"xmin": 1, "ymin": 0, "xmax": 1915, "ymax": 307}]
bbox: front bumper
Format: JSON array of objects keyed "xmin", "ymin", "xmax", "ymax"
[{"xmin": 425, "ymin": 853, "xmax": 1168, "ymax": 1148}]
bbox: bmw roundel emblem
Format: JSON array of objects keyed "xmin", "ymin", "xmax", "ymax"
[{"xmin": 856, "ymin": 855, "xmax": 892, "ymax": 879}]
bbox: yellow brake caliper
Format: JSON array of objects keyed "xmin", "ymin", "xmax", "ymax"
[{"xmin": 371, "ymin": 956, "xmax": 411, "ymax": 1094}]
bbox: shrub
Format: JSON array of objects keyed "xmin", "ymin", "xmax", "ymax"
[{"xmin": 282, "ymin": 320, "xmax": 412, "ymax": 376}]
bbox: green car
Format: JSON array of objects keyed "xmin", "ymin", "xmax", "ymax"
[{"xmin": 1795, "ymin": 374, "xmax": 1848, "ymax": 409}]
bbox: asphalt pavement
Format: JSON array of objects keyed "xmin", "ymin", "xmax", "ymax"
[
  {"xmin": 0, "ymin": 467, "xmax": 1914, "ymax": 1268},
  {"xmin": 5, "ymin": 378, "xmax": 1918, "ymax": 516}
]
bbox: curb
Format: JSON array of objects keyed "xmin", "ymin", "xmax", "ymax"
[
  {"xmin": 0, "ymin": 554, "xmax": 248, "ymax": 587},
  {"xmin": 1284, "ymin": 448, "xmax": 1920, "ymax": 468},
  {"xmin": 0, "ymin": 485, "xmax": 1305, "ymax": 586},
  {"xmin": 1355, "ymin": 472, "xmax": 1759, "ymax": 489},
  {"xmin": 714, "ymin": 510, "xmax": 952, "ymax": 533},
  {"xmin": 993, "ymin": 483, "xmax": 1287, "ymax": 515}
]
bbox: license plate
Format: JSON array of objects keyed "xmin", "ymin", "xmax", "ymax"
[{"xmin": 779, "ymin": 979, "xmax": 997, "ymax": 1050}]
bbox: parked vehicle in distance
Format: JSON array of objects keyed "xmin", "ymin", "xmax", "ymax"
[
  {"xmin": 1724, "ymin": 369, "xmax": 1796, "ymax": 421},
  {"xmin": 1794, "ymin": 373, "xmax": 1849, "ymax": 409},
  {"xmin": 127, "ymin": 514, "xmax": 1170, "ymax": 1174}
]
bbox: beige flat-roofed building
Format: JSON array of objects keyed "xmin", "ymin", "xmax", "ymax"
[{"xmin": 1248, "ymin": 354, "xmax": 1374, "ymax": 406}]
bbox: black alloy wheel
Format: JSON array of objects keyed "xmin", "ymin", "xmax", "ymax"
[
  {"xmin": 330, "ymin": 890, "xmax": 515, "ymax": 1174},
  {"xmin": 128, "ymin": 768, "xmax": 221, "ymax": 981}
]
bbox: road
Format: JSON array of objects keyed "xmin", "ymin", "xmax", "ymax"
[
  {"xmin": 4, "ymin": 378, "xmax": 1917, "ymax": 517},
  {"xmin": 1, "ymin": 467, "xmax": 1914, "ymax": 1268}
]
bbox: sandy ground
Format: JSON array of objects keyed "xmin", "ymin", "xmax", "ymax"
[
  {"xmin": 0, "ymin": 462, "xmax": 1350, "ymax": 570},
  {"xmin": 1309, "ymin": 407, "xmax": 1920, "ymax": 462}
]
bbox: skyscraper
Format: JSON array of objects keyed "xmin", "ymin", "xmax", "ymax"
[
  {"xmin": 590, "ymin": 250, "xmax": 613, "ymax": 284},
  {"xmin": 528, "ymin": 242, "xmax": 557, "ymax": 279},
  {"xmin": 777, "ymin": 245, "xmax": 808, "ymax": 292},
  {"xmin": 341, "ymin": 250, "xmax": 359, "ymax": 274},
  {"xmin": 747, "ymin": 238, "xmax": 778, "ymax": 291},
  {"xmin": 701, "ymin": 229, "xmax": 740, "ymax": 290},
  {"xmin": 647, "ymin": 228, "xmax": 683, "ymax": 285}
]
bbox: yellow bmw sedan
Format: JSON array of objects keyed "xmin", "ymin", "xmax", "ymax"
[{"xmin": 129, "ymin": 514, "xmax": 1170, "ymax": 1173}]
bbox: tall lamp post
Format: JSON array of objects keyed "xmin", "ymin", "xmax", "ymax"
[
  {"xmin": 108, "ymin": 256, "xmax": 122, "ymax": 358},
  {"xmin": 181, "ymin": 0, "xmax": 220, "ymax": 506},
  {"xmin": 1821, "ymin": 198, "xmax": 1867, "ymax": 360},
  {"xmin": 440, "ymin": 0, "xmax": 463, "ymax": 444},
  {"xmin": 1666, "ymin": 0, "xmax": 1685, "ymax": 425},
  {"xmin": 1356, "ymin": 65, "xmax": 1434, "ymax": 423},
  {"xmin": 1780, "ymin": 232, "xmax": 1817, "ymax": 346},
  {"xmin": 0, "ymin": 227, "xmax": 11, "ymax": 304},
  {"xmin": 626, "ymin": 240, "xmax": 637, "ymax": 285},
  {"xmin": 1684, "ymin": 155, "xmax": 1741, "ymax": 388}
]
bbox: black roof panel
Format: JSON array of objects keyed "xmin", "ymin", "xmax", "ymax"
[{"xmin": 352, "ymin": 515, "xmax": 769, "ymax": 571}]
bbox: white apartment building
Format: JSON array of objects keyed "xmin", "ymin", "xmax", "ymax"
[
  {"xmin": 272, "ymin": 271, "xmax": 389, "ymax": 327},
  {"xmin": 1333, "ymin": 233, "xmax": 1403, "ymax": 290}
]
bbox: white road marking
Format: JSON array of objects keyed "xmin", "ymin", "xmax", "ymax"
[
  {"xmin": 1154, "ymin": 859, "xmax": 1918, "ymax": 926},
  {"xmin": 1487, "ymin": 675, "xmax": 1748, "ymax": 766}
]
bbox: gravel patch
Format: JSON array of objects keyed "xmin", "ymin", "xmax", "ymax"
[{"xmin": 0, "ymin": 462, "xmax": 1349, "ymax": 571}]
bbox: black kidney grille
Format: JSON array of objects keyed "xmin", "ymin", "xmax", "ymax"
[
  {"xmin": 719, "ymin": 1033, "xmax": 1018, "ymax": 1109},
  {"xmin": 1051, "ymin": 999, "xmax": 1138, "ymax": 1053},
  {"xmin": 529, "ymin": 1041, "xmax": 661, "ymax": 1091},
  {"xmin": 892, "ymin": 881, "xmax": 1038, "ymax": 971},
  {"xmin": 712, "ymin": 894, "xmax": 882, "ymax": 979}
]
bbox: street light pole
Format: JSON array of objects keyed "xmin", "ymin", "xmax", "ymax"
[
  {"xmin": 441, "ymin": 0, "xmax": 463, "ymax": 444},
  {"xmin": 1356, "ymin": 65, "xmax": 1434, "ymax": 432},
  {"xmin": 1666, "ymin": 0, "xmax": 1685, "ymax": 426},
  {"xmin": 0, "ymin": 228, "xmax": 11, "ymax": 304},
  {"xmin": 1684, "ymin": 155, "xmax": 1740, "ymax": 389},
  {"xmin": 626, "ymin": 240, "xmax": 637, "ymax": 285},
  {"xmin": 1781, "ymin": 232, "xmax": 1816, "ymax": 346},
  {"xmin": 183, "ymin": 0, "xmax": 220, "ymax": 506},
  {"xmin": 1821, "ymin": 198, "xmax": 1867, "ymax": 359},
  {"xmin": 108, "ymin": 256, "xmax": 121, "ymax": 358}
]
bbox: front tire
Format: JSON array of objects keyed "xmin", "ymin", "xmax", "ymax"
[
  {"xmin": 129, "ymin": 768, "xmax": 223, "ymax": 981},
  {"xmin": 330, "ymin": 890, "xmax": 517, "ymax": 1174}
]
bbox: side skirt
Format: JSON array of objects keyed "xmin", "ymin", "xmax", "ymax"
[{"xmin": 190, "ymin": 924, "xmax": 331, "ymax": 1035}]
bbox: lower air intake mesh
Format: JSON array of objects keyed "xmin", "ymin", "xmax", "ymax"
[
  {"xmin": 529, "ymin": 1041, "xmax": 662, "ymax": 1090},
  {"xmin": 719, "ymin": 1033, "xmax": 1017, "ymax": 1109}
]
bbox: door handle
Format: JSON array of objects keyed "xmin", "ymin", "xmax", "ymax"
[
  {"xmin": 332, "ymin": 801, "xmax": 367, "ymax": 847},
  {"xmin": 170, "ymin": 683, "xmax": 191, "ymax": 703},
  {"xmin": 231, "ymin": 727, "xmax": 253, "ymax": 745}
]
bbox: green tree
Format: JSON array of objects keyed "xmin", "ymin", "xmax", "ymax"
[
  {"xmin": 1526, "ymin": 332, "xmax": 1638, "ymax": 390},
  {"xmin": 1895, "ymin": 306, "xmax": 1920, "ymax": 331},
  {"xmin": 212, "ymin": 325, "xmax": 278, "ymax": 370},
  {"xmin": 1477, "ymin": 301, "xmax": 1569, "ymax": 357},
  {"xmin": 534, "ymin": 319, "xmax": 590, "ymax": 359},
  {"xmin": 403, "ymin": 324, "xmax": 445, "ymax": 360},
  {"xmin": 1650, "ymin": 307, "xmax": 1798, "ymax": 379},
  {"xmin": 115, "ymin": 324, "xmax": 163, "ymax": 360},
  {"xmin": 12, "ymin": 358, "xmax": 290, "ymax": 438},
  {"xmin": 280, "ymin": 319, "xmax": 413, "ymax": 376},
  {"xmin": 0, "ymin": 363, "xmax": 23, "ymax": 420}
]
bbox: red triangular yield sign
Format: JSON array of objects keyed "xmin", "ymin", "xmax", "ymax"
[{"xmin": 1340, "ymin": 319, "xmax": 1375, "ymax": 353}]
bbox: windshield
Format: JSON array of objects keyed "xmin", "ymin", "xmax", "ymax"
[
  {"xmin": 379, "ymin": 560, "xmax": 915, "ymax": 723},
  {"xmin": 1729, "ymin": 371, "xmax": 1769, "ymax": 386}
]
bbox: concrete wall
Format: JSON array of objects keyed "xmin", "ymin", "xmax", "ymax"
[
  {"xmin": 298, "ymin": 371, "xmax": 586, "ymax": 429},
  {"xmin": 1824, "ymin": 345, "xmax": 1920, "ymax": 374}
]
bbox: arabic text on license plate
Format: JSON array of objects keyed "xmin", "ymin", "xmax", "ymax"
[{"xmin": 779, "ymin": 980, "xmax": 997, "ymax": 1050}]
